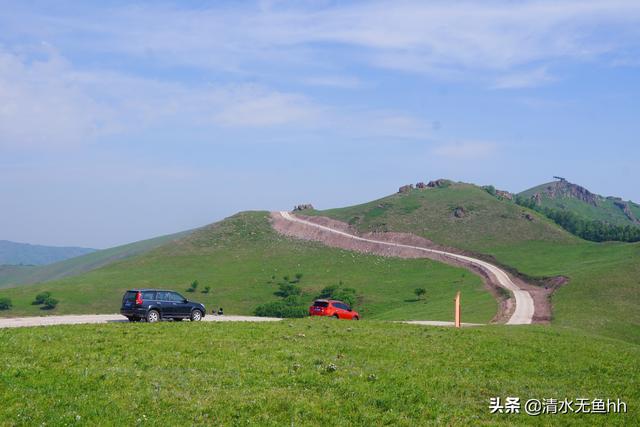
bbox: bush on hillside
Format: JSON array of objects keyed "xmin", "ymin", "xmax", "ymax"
[
  {"xmin": 42, "ymin": 297, "xmax": 58, "ymax": 310},
  {"xmin": 187, "ymin": 280, "xmax": 199, "ymax": 293},
  {"xmin": 414, "ymin": 288, "xmax": 426, "ymax": 300},
  {"xmin": 274, "ymin": 283, "xmax": 301, "ymax": 298},
  {"xmin": 32, "ymin": 291, "xmax": 51, "ymax": 305},
  {"xmin": 253, "ymin": 300, "xmax": 307, "ymax": 318},
  {"xmin": 0, "ymin": 297, "xmax": 12, "ymax": 310},
  {"xmin": 202, "ymin": 286, "xmax": 211, "ymax": 294},
  {"xmin": 316, "ymin": 284, "xmax": 358, "ymax": 307}
]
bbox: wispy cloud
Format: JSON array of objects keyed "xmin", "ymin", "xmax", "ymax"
[
  {"xmin": 492, "ymin": 67, "xmax": 556, "ymax": 89},
  {"xmin": 302, "ymin": 75, "xmax": 363, "ymax": 89}
]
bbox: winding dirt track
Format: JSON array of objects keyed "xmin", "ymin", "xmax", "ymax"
[{"xmin": 277, "ymin": 211, "xmax": 534, "ymax": 325}]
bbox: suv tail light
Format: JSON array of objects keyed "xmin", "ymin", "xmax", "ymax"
[{"xmin": 135, "ymin": 292, "xmax": 143, "ymax": 305}]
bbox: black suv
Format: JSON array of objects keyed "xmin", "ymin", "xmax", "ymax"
[{"xmin": 120, "ymin": 289, "xmax": 206, "ymax": 323}]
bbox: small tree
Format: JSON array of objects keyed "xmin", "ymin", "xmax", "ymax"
[
  {"xmin": 187, "ymin": 280, "xmax": 199, "ymax": 293},
  {"xmin": 292, "ymin": 273, "xmax": 303, "ymax": 283},
  {"xmin": 274, "ymin": 283, "xmax": 301, "ymax": 298},
  {"xmin": 42, "ymin": 297, "xmax": 58, "ymax": 310},
  {"xmin": 414, "ymin": 288, "xmax": 426, "ymax": 300},
  {"xmin": 202, "ymin": 286, "xmax": 211, "ymax": 294},
  {"xmin": 32, "ymin": 291, "xmax": 51, "ymax": 305},
  {"xmin": 0, "ymin": 297, "xmax": 12, "ymax": 310}
]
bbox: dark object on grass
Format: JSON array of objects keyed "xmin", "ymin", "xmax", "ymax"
[
  {"xmin": 0, "ymin": 297, "xmax": 12, "ymax": 310},
  {"xmin": 32, "ymin": 291, "xmax": 51, "ymax": 305},
  {"xmin": 218, "ymin": 307, "xmax": 223, "ymax": 315}
]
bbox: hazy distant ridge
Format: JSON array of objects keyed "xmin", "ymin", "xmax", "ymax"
[{"xmin": 0, "ymin": 240, "xmax": 96, "ymax": 266}]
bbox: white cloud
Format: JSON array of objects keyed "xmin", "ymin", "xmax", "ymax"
[
  {"xmin": 492, "ymin": 67, "xmax": 556, "ymax": 89},
  {"xmin": 433, "ymin": 141, "xmax": 498, "ymax": 159},
  {"xmin": 302, "ymin": 75, "xmax": 363, "ymax": 89},
  {"xmin": 213, "ymin": 88, "xmax": 321, "ymax": 127}
]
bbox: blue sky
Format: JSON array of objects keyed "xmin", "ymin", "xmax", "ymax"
[{"xmin": 1, "ymin": 0, "xmax": 639, "ymax": 248}]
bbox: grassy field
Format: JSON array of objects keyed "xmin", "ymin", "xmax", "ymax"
[
  {"xmin": 310, "ymin": 184, "xmax": 640, "ymax": 344},
  {"xmin": 0, "ymin": 320, "xmax": 637, "ymax": 426},
  {"xmin": 0, "ymin": 212, "xmax": 496, "ymax": 323}
]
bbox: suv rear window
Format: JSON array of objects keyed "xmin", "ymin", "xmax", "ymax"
[
  {"xmin": 313, "ymin": 301, "xmax": 329, "ymax": 307},
  {"xmin": 123, "ymin": 291, "xmax": 137, "ymax": 302}
]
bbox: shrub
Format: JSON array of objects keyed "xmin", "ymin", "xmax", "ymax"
[
  {"xmin": 32, "ymin": 292, "xmax": 51, "ymax": 305},
  {"xmin": 42, "ymin": 297, "xmax": 58, "ymax": 310},
  {"xmin": 0, "ymin": 297, "xmax": 12, "ymax": 310},
  {"xmin": 202, "ymin": 286, "xmax": 211, "ymax": 294},
  {"xmin": 253, "ymin": 301, "xmax": 307, "ymax": 318},
  {"xmin": 274, "ymin": 283, "xmax": 301, "ymax": 298},
  {"xmin": 414, "ymin": 288, "xmax": 426, "ymax": 300},
  {"xmin": 317, "ymin": 284, "xmax": 358, "ymax": 307},
  {"xmin": 187, "ymin": 280, "xmax": 199, "ymax": 293}
]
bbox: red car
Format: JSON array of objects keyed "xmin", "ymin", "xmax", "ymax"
[{"xmin": 309, "ymin": 299, "xmax": 360, "ymax": 320}]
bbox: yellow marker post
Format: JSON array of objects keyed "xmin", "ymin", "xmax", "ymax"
[{"xmin": 454, "ymin": 291, "xmax": 461, "ymax": 328}]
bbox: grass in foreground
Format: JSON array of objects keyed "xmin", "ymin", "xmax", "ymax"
[
  {"xmin": 0, "ymin": 320, "xmax": 637, "ymax": 426},
  {"xmin": 0, "ymin": 212, "xmax": 496, "ymax": 323}
]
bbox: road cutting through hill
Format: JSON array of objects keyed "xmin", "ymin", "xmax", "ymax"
[{"xmin": 276, "ymin": 211, "xmax": 534, "ymax": 325}]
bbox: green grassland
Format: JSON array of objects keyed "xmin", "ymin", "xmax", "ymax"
[
  {"xmin": 309, "ymin": 182, "xmax": 578, "ymax": 252},
  {"xmin": 520, "ymin": 182, "xmax": 640, "ymax": 227},
  {"xmin": 0, "ymin": 230, "xmax": 192, "ymax": 288},
  {"xmin": 0, "ymin": 212, "xmax": 496, "ymax": 323},
  {"xmin": 0, "ymin": 320, "xmax": 637, "ymax": 426},
  {"xmin": 309, "ymin": 184, "xmax": 640, "ymax": 344}
]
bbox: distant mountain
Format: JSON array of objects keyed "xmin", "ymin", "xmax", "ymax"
[
  {"xmin": 0, "ymin": 240, "xmax": 96, "ymax": 266},
  {"xmin": 519, "ymin": 179, "xmax": 640, "ymax": 227},
  {"xmin": 0, "ymin": 230, "xmax": 193, "ymax": 288}
]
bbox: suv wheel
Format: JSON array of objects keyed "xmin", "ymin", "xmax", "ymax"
[
  {"xmin": 333, "ymin": 314, "xmax": 339, "ymax": 320},
  {"xmin": 147, "ymin": 310, "xmax": 160, "ymax": 323},
  {"xmin": 354, "ymin": 316, "xmax": 360, "ymax": 320},
  {"xmin": 190, "ymin": 310, "xmax": 203, "ymax": 322}
]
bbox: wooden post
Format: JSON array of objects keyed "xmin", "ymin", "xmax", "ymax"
[{"xmin": 454, "ymin": 291, "xmax": 461, "ymax": 328}]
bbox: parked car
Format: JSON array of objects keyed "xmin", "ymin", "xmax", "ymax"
[
  {"xmin": 309, "ymin": 299, "xmax": 360, "ymax": 320},
  {"xmin": 120, "ymin": 289, "xmax": 206, "ymax": 322}
]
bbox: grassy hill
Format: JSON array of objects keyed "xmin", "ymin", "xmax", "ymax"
[
  {"xmin": 308, "ymin": 182, "xmax": 640, "ymax": 343},
  {"xmin": 306, "ymin": 181, "xmax": 578, "ymax": 252},
  {"xmin": 0, "ymin": 240, "xmax": 95, "ymax": 266},
  {"xmin": 519, "ymin": 180, "xmax": 640, "ymax": 227},
  {"xmin": 0, "ymin": 230, "xmax": 192, "ymax": 288},
  {"xmin": 1, "ymin": 181, "xmax": 638, "ymax": 343},
  {"xmin": 0, "ymin": 212, "xmax": 496, "ymax": 323},
  {"xmin": 1, "ymin": 320, "xmax": 637, "ymax": 425}
]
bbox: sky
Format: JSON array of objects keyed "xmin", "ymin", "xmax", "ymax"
[{"xmin": 1, "ymin": 0, "xmax": 639, "ymax": 248}]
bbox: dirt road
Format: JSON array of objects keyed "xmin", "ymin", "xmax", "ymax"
[
  {"xmin": 0, "ymin": 314, "xmax": 282, "ymax": 329},
  {"xmin": 276, "ymin": 211, "xmax": 534, "ymax": 325}
]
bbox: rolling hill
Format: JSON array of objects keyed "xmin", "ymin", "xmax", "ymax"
[
  {"xmin": 0, "ymin": 240, "xmax": 95, "ymax": 266},
  {"xmin": 1, "ymin": 179, "xmax": 638, "ymax": 344},
  {"xmin": 0, "ymin": 230, "xmax": 192, "ymax": 288},
  {"xmin": 0, "ymin": 212, "xmax": 496, "ymax": 323},
  {"xmin": 306, "ymin": 180, "xmax": 640, "ymax": 343},
  {"xmin": 519, "ymin": 179, "xmax": 640, "ymax": 227}
]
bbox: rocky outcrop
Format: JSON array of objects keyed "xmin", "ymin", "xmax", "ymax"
[
  {"xmin": 522, "ymin": 212, "xmax": 535, "ymax": 222},
  {"xmin": 541, "ymin": 180, "xmax": 599, "ymax": 206},
  {"xmin": 398, "ymin": 184, "xmax": 414, "ymax": 194},
  {"xmin": 415, "ymin": 182, "xmax": 426, "ymax": 189},
  {"xmin": 293, "ymin": 204, "xmax": 314, "ymax": 211},
  {"xmin": 496, "ymin": 190, "xmax": 513, "ymax": 200},
  {"xmin": 427, "ymin": 179, "xmax": 450, "ymax": 188},
  {"xmin": 614, "ymin": 201, "xmax": 640, "ymax": 224},
  {"xmin": 453, "ymin": 207, "xmax": 466, "ymax": 218}
]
